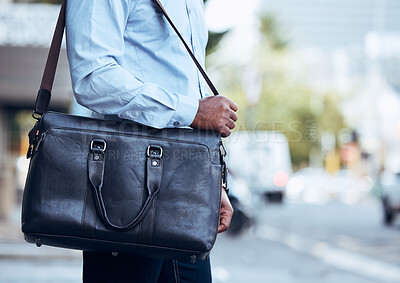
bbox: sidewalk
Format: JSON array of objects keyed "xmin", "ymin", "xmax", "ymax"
[
  {"xmin": 0, "ymin": 207, "xmax": 23, "ymax": 243},
  {"xmin": 0, "ymin": 205, "xmax": 81, "ymax": 260},
  {"xmin": 0, "ymin": 206, "xmax": 82, "ymax": 282}
]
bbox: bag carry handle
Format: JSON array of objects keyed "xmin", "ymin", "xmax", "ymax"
[
  {"xmin": 34, "ymin": 0, "xmax": 219, "ymax": 118},
  {"xmin": 88, "ymin": 141, "xmax": 164, "ymax": 231}
]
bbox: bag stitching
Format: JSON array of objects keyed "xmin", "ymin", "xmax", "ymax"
[
  {"xmin": 80, "ymin": 178, "xmax": 89, "ymax": 236},
  {"xmin": 173, "ymin": 260, "xmax": 180, "ymax": 283}
]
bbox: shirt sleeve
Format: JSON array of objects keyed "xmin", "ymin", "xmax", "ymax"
[{"xmin": 65, "ymin": 0, "xmax": 199, "ymax": 128}]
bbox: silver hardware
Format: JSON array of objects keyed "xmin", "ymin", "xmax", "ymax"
[
  {"xmin": 190, "ymin": 255, "xmax": 197, "ymax": 263},
  {"xmin": 146, "ymin": 145, "xmax": 163, "ymax": 158},
  {"xmin": 32, "ymin": 110, "xmax": 42, "ymax": 120},
  {"xmin": 90, "ymin": 139, "xmax": 107, "ymax": 152},
  {"xmin": 220, "ymin": 143, "xmax": 227, "ymax": 157},
  {"xmin": 34, "ymin": 132, "xmax": 46, "ymax": 152}
]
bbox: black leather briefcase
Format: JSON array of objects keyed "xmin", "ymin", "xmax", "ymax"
[
  {"xmin": 21, "ymin": 0, "xmax": 226, "ymax": 263},
  {"xmin": 22, "ymin": 111, "xmax": 223, "ymax": 262}
]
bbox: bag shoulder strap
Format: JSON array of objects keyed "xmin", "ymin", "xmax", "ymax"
[{"xmin": 34, "ymin": 0, "xmax": 219, "ymax": 117}]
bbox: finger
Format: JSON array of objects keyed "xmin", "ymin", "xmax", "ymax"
[
  {"xmin": 230, "ymin": 110, "xmax": 238, "ymax": 122},
  {"xmin": 220, "ymin": 127, "xmax": 231, "ymax": 138},
  {"xmin": 218, "ymin": 224, "xmax": 227, "ymax": 233},
  {"xmin": 218, "ymin": 215, "xmax": 229, "ymax": 233},
  {"xmin": 218, "ymin": 209, "xmax": 233, "ymax": 233},
  {"xmin": 226, "ymin": 119, "xmax": 236, "ymax": 130},
  {"xmin": 229, "ymin": 100, "xmax": 238, "ymax": 112}
]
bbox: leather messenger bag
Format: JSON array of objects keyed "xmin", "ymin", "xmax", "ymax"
[{"xmin": 21, "ymin": 0, "xmax": 228, "ymax": 263}]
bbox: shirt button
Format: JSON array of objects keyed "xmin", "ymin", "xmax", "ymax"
[{"xmin": 173, "ymin": 121, "xmax": 180, "ymax": 126}]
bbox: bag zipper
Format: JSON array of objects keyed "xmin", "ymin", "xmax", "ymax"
[{"xmin": 33, "ymin": 132, "xmax": 46, "ymax": 153}]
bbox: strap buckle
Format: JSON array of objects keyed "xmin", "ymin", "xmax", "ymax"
[
  {"xmin": 32, "ymin": 110, "xmax": 42, "ymax": 121},
  {"xmin": 222, "ymin": 161, "xmax": 228, "ymax": 188},
  {"xmin": 90, "ymin": 139, "xmax": 107, "ymax": 152},
  {"xmin": 221, "ymin": 159, "xmax": 229, "ymax": 194},
  {"xmin": 147, "ymin": 145, "xmax": 163, "ymax": 158},
  {"xmin": 220, "ymin": 143, "xmax": 227, "ymax": 158}
]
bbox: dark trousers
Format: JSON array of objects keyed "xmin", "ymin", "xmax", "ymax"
[{"xmin": 82, "ymin": 251, "xmax": 212, "ymax": 283}]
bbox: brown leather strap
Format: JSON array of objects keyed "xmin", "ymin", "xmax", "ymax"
[
  {"xmin": 35, "ymin": 0, "xmax": 219, "ymax": 116},
  {"xmin": 39, "ymin": 0, "xmax": 66, "ymax": 92}
]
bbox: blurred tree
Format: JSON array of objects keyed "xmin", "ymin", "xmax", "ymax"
[
  {"xmin": 259, "ymin": 15, "xmax": 288, "ymax": 51},
  {"xmin": 206, "ymin": 30, "xmax": 230, "ymax": 55},
  {"xmin": 218, "ymin": 14, "xmax": 346, "ymax": 168}
]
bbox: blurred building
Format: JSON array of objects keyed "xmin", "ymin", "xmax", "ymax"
[
  {"xmin": 260, "ymin": 0, "xmax": 400, "ymax": 175},
  {"xmin": 0, "ymin": 2, "xmax": 71, "ymax": 110},
  {"xmin": 260, "ymin": 0, "xmax": 400, "ymax": 90},
  {"xmin": 262, "ymin": 0, "xmax": 400, "ymax": 48},
  {"xmin": 0, "ymin": 0, "xmax": 72, "ymax": 218}
]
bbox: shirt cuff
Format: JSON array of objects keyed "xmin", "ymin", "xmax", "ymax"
[{"xmin": 168, "ymin": 95, "xmax": 199, "ymax": 128}]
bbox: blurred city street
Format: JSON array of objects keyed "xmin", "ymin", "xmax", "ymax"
[
  {"xmin": 213, "ymin": 199, "xmax": 400, "ymax": 283},
  {"xmin": 1, "ymin": 0, "xmax": 400, "ymax": 282},
  {"xmin": 1, "ymin": 198, "xmax": 399, "ymax": 283}
]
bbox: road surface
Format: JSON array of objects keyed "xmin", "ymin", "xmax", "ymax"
[{"xmin": 0, "ymin": 200, "xmax": 399, "ymax": 282}]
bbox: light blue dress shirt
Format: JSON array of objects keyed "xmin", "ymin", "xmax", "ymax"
[{"xmin": 66, "ymin": 0, "xmax": 209, "ymax": 128}]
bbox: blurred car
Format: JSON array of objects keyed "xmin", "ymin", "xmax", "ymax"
[
  {"xmin": 329, "ymin": 170, "xmax": 374, "ymax": 204},
  {"xmin": 225, "ymin": 131, "xmax": 292, "ymax": 203},
  {"xmin": 329, "ymin": 170, "xmax": 356, "ymax": 196},
  {"xmin": 287, "ymin": 168, "xmax": 374, "ymax": 204},
  {"xmin": 227, "ymin": 173, "xmax": 255, "ymax": 236},
  {"xmin": 286, "ymin": 167, "xmax": 330, "ymax": 204},
  {"xmin": 379, "ymin": 170, "xmax": 400, "ymax": 225}
]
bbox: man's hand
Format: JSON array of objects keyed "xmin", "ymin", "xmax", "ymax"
[
  {"xmin": 218, "ymin": 189, "xmax": 234, "ymax": 233},
  {"xmin": 191, "ymin": 96, "xmax": 238, "ymax": 137}
]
